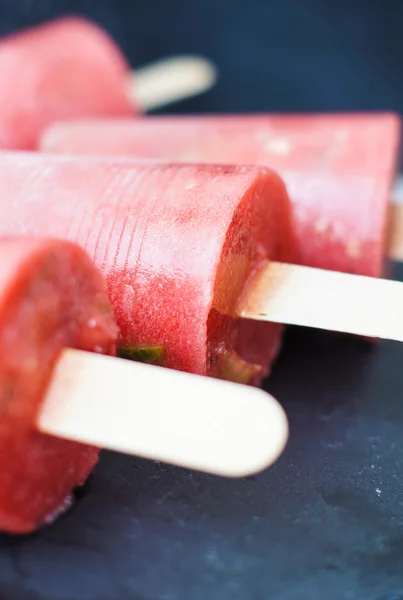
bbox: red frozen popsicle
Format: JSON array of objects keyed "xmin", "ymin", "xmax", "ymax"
[
  {"xmin": 0, "ymin": 152, "xmax": 403, "ymax": 382},
  {"xmin": 0, "ymin": 237, "xmax": 117, "ymax": 533},
  {"xmin": 41, "ymin": 113, "xmax": 400, "ymax": 277},
  {"xmin": 0, "ymin": 237, "xmax": 289, "ymax": 535},
  {"xmin": 0, "ymin": 156, "xmax": 295, "ymax": 383},
  {"xmin": 0, "ymin": 18, "xmax": 216, "ymax": 150},
  {"xmin": 1, "ymin": 152, "xmax": 403, "ymax": 382}
]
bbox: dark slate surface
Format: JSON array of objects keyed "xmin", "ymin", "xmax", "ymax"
[{"xmin": 1, "ymin": 1, "xmax": 403, "ymax": 598}]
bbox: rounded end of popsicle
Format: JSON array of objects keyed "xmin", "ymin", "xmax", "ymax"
[{"xmin": 216, "ymin": 385, "xmax": 289, "ymax": 478}]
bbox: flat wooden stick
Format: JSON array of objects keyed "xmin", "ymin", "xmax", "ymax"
[
  {"xmin": 37, "ymin": 349, "xmax": 288, "ymax": 478},
  {"xmin": 128, "ymin": 56, "xmax": 218, "ymax": 111},
  {"xmin": 238, "ymin": 261, "xmax": 403, "ymax": 341},
  {"xmin": 387, "ymin": 201, "xmax": 403, "ymax": 261},
  {"xmin": 388, "ymin": 175, "xmax": 403, "ymax": 261}
]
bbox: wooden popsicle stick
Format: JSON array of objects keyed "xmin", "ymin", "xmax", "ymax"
[
  {"xmin": 387, "ymin": 201, "xmax": 403, "ymax": 261},
  {"xmin": 238, "ymin": 261, "xmax": 403, "ymax": 341},
  {"xmin": 129, "ymin": 56, "xmax": 218, "ymax": 111},
  {"xmin": 388, "ymin": 176, "xmax": 403, "ymax": 261},
  {"xmin": 37, "ymin": 348, "xmax": 288, "ymax": 478}
]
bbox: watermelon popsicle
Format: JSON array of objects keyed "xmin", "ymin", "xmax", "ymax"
[
  {"xmin": 0, "ymin": 235, "xmax": 289, "ymax": 535},
  {"xmin": 0, "ymin": 236, "xmax": 117, "ymax": 533},
  {"xmin": 41, "ymin": 113, "xmax": 401, "ymax": 277},
  {"xmin": 1, "ymin": 153, "xmax": 403, "ymax": 382},
  {"xmin": 0, "ymin": 17, "xmax": 216, "ymax": 150},
  {"xmin": 0, "ymin": 156, "xmax": 295, "ymax": 383}
]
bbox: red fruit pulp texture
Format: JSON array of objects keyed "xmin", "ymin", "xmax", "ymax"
[
  {"xmin": 0, "ymin": 237, "xmax": 117, "ymax": 534},
  {"xmin": 0, "ymin": 155, "xmax": 295, "ymax": 383}
]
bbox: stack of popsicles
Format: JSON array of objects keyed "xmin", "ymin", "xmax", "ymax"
[{"xmin": 0, "ymin": 16, "xmax": 402, "ymax": 536}]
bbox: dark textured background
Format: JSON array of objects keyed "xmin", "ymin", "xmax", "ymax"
[
  {"xmin": 1, "ymin": 1, "xmax": 403, "ymax": 598},
  {"xmin": 0, "ymin": 0, "xmax": 403, "ymax": 114}
]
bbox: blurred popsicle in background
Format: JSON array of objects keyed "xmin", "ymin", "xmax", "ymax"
[
  {"xmin": 0, "ymin": 16, "xmax": 217, "ymax": 149},
  {"xmin": 40, "ymin": 112, "xmax": 401, "ymax": 275}
]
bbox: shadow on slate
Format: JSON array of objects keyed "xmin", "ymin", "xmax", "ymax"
[{"xmin": 1, "ymin": 265, "xmax": 403, "ymax": 600}]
